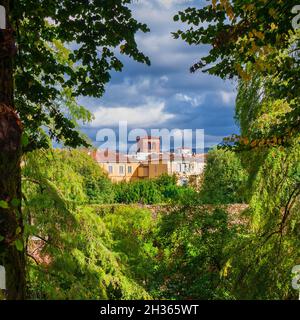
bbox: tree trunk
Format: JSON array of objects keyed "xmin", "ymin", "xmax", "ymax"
[{"xmin": 0, "ymin": 0, "xmax": 25, "ymax": 300}]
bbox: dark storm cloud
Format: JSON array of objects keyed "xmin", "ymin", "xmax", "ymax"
[{"xmin": 80, "ymin": 0, "xmax": 239, "ymax": 148}]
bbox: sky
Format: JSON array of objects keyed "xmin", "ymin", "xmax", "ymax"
[{"xmin": 80, "ymin": 0, "xmax": 239, "ymax": 150}]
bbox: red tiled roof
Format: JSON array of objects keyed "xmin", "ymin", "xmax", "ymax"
[
  {"xmin": 93, "ymin": 149, "xmax": 126, "ymax": 163},
  {"xmin": 92, "ymin": 149, "xmax": 206, "ymax": 164},
  {"xmin": 94, "ymin": 149, "xmax": 142, "ymax": 163},
  {"xmin": 138, "ymin": 136, "xmax": 160, "ymax": 140}
]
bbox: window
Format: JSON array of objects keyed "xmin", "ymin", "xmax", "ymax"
[
  {"xmin": 128, "ymin": 166, "xmax": 132, "ymax": 174},
  {"xmin": 108, "ymin": 166, "xmax": 113, "ymax": 174},
  {"xmin": 119, "ymin": 166, "xmax": 124, "ymax": 175}
]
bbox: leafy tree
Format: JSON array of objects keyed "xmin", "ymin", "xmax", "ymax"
[
  {"xmin": 23, "ymin": 149, "xmax": 114, "ymax": 204},
  {"xmin": 114, "ymin": 180, "xmax": 162, "ymax": 205},
  {"xmin": 0, "ymin": 0, "xmax": 149, "ymax": 299},
  {"xmin": 174, "ymin": 0, "xmax": 299, "ymax": 143},
  {"xmin": 23, "ymin": 151, "xmax": 156, "ymax": 299},
  {"xmin": 200, "ymin": 149, "xmax": 248, "ymax": 204},
  {"xmin": 153, "ymin": 206, "xmax": 237, "ymax": 299},
  {"xmin": 155, "ymin": 174, "xmax": 177, "ymax": 189},
  {"xmin": 227, "ymin": 76, "xmax": 300, "ymax": 299},
  {"xmin": 24, "ymin": 146, "xmax": 300, "ymax": 299},
  {"xmin": 113, "ymin": 174, "xmax": 198, "ymax": 205},
  {"xmin": 23, "ymin": 178, "xmax": 151, "ymax": 299},
  {"xmin": 101, "ymin": 206, "xmax": 158, "ymax": 290},
  {"xmin": 227, "ymin": 142, "xmax": 300, "ymax": 299},
  {"xmin": 174, "ymin": 2, "xmax": 300, "ymax": 299}
]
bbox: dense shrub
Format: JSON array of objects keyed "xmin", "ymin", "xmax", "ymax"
[
  {"xmin": 22, "ymin": 147, "xmax": 300, "ymax": 300},
  {"xmin": 151, "ymin": 206, "xmax": 238, "ymax": 299},
  {"xmin": 114, "ymin": 174, "xmax": 198, "ymax": 205},
  {"xmin": 23, "ymin": 149, "xmax": 114, "ymax": 204},
  {"xmin": 23, "ymin": 150, "xmax": 152, "ymax": 299},
  {"xmin": 200, "ymin": 149, "xmax": 248, "ymax": 204},
  {"xmin": 114, "ymin": 180, "xmax": 162, "ymax": 204}
]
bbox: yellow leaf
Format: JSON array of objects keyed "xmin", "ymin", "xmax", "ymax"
[
  {"xmin": 270, "ymin": 23, "xmax": 278, "ymax": 31},
  {"xmin": 244, "ymin": 4, "xmax": 255, "ymax": 11},
  {"xmin": 253, "ymin": 30, "xmax": 264, "ymax": 40},
  {"xmin": 120, "ymin": 44, "xmax": 126, "ymax": 53},
  {"xmin": 220, "ymin": 259, "xmax": 232, "ymax": 278}
]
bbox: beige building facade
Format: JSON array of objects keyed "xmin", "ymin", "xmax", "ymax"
[{"xmin": 93, "ymin": 137, "xmax": 205, "ymax": 183}]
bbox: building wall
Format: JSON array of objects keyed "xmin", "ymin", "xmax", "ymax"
[
  {"xmin": 98, "ymin": 156, "xmax": 205, "ymax": 183},
  {"xmin": 99, "ymin": 161, "xmax": 169, "ymax": 183},
  {"xmin": 167, "ymin": 160, "xmax": 205, "ymax": 176},
  {"xmin": 137, "ymin": 165, "xmax": 149, "ymax": 178},
  {"xmin": 99, "ymin": 162, "xmax": 140, "ymax": 183},
  {"xmin": 148, "ymin": 162, "xmax": 168, "ymax": 178},
  {"xmin": 137, "ymin": 137, "xmax": 160, "ymax": 153}
]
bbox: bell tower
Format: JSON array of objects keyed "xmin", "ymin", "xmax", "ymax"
[{"xmin": 136, "ymin": 136, "xmax": 160, "ymax": 153}]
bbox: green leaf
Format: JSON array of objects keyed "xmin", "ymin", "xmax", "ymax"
[
  {"xmin": 21, "ymin": 133, "xmax": 29, "ymax": 147},
  {"xmin": 0, "ymin": 200, "xmax": 9, "ymax": 209},
  {"xmin": 15, "ymin": 227, "xmax": 22, "ymax": 235},
  {"xmin": 15, "ymin": 239, "xmax": 24, "ymax": 252},
  {"xmin": 0, "ymin": 235, "xmax": 4, "ymax": 242}
]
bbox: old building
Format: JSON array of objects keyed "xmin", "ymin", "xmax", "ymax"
[{"xmin": 93, "ymin": 136, "xmax": 205, "ymax": 183}]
